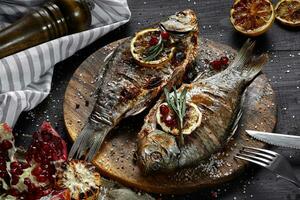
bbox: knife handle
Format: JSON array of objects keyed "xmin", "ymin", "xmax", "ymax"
[{"xmin": 0, "ymin": 0, "xmax": 92, "ymax": 59}]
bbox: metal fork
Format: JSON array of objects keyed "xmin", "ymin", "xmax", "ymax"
[{"xmin": 235, "ymin": 146, "xmax": 300, "ymax": 188}]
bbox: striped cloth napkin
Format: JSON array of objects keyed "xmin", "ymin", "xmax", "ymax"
[{"xmin": 0, "ymin": 0, "xmax": 131, "ymax": 126}]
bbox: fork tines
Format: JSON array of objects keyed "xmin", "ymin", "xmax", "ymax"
[{"xmin": 235, "ymin": 146, "xmax": 278, "ymax": 167}]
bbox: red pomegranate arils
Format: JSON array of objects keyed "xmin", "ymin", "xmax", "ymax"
[
  {"xmin": 160, "ymin": 104, "xmax": 170, "ymax": 116},
  {"xmin": 210, "ymin": 56, "xmax": 230, "ymax": 71},
  {"xmin": 1, "ymin": 122, "xmax": 68, "ymax": 199}
]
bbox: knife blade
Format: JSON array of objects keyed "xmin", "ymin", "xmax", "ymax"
[{"xmin": 246, "ymin": 130, "xmax": 300, "ymax": 149}]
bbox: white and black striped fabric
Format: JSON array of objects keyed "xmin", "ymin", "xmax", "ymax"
[{"xmin": 0, "ymin": 0, "xmax": 131, "ymax": 126}]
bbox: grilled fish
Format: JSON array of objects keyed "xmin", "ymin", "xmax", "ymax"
[
  {"xmin": 137, "ymin": 40, "xmax": 269, "ymax": 173},
  {"xmin": 69, "ymin": 10, "xmax": 199, "ymax": 161}
]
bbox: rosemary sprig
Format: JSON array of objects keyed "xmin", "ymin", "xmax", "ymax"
[
  {"xmin": 164, "ymin": 86, "xmax": 188, "ymax": 147},
  {"xmin": 144, "ymin": 35, "xmax": 163, "ymax": 61}
]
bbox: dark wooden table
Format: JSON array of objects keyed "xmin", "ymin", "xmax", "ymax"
[{"xmin": 14, "ymin": 0, "xmax": 300, "ymax": 199}]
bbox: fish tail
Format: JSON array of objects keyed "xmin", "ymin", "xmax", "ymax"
[
  {"xmin": 85, "ymin": 128, "xmax": 111, "ymax": 161},
  {"xmin": 69, "ymin": 122, "xmax": 111, "ymax": 161},
  {"xmin": 241, "ymin": 53, "xmax": 269, "ymax": 82},
  {"xmin": 68, "ymin": 122, "xmax": 95, "ymax": 159},
  {"xmin": 228, "ymin": 39, "xmax": 268, "ymax": 82}
]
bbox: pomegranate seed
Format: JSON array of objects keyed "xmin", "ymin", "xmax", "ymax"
[
  {"xmin": 9, "ymin": 188, "xmax": 20, "ymax": 196},
  {"xmin": 51, "ymin": 152, "xmax": 58, "ymax": 160},
  {"xmin": 161, "ymin": 31, "xmax": 169, "ymax": 40},
  {"xmin": 0, "ymin": 154, "xmax": 8, "ymax": 162},
  {"xmin": 42, "ymin": 144, "xmax": 51, "ymax": 154},
  {"xmin": 32, "ymin": 166, "xmax": 43, "ymax": 176},
  {"xmin": 220, "ymin": 56, "xmax": 229, "ymax": 65},
  {"xmin": 0, "ymin": 172, "xmax": 6, "ymax": 178},
  {"xmin": 164, "ymin": 115, "xmax": 177, "ymax": 127},
  {"xmin": 210, "ymin": 60, "xmax": 223, "ymax": 70},
  {"xmin": 36, "ymin": 175, "xmax": 47, "ymax": 182},
  {"xmin": 1, "ymin": 139, "xmax": 12, "ymax": 150},
  {"xmin": 41, "ymin": 170, "xmax": 49, "ymax": 177},
  {"xmin": 0, "ymin": 165, "xmax": 6, "ymax": 171},
  {"xmin": 10, "ymin": 161, "xmax": 19, "ymax": 169},
  {"xmin": 24, "ymin": 177, "xmax": 31, "ymax": 186},
  {"xmin": 149, "ymin": 36, "xmax": 159, "ymax": 46},
  {"xmin": 27, "ymin": 183, "xmax": 36, "ymax": 192},
  {"xmin": 35, "ymin": 154, "xmax": 42, "ymax": 162},
  {"xmin": 160, "ymin": 104, "xmax": 170, "ymax": 116},
  {"xmin": 42, "ymin": 133, "xmax": 52, "ymax": 141},
  {"xmin": 10, "ymin": 168, "xmax": 17, "ymax": 174},
  {"xmin": 20, "ymin": 162, "xmax": 30, "ymax": 169},
  {"xmin": 12, "ymin": 168, "xmax": 23, "ymax": 175},
  {"xmin": 11, "ymin": 176, "xmax": 19, "ymax": 185}
]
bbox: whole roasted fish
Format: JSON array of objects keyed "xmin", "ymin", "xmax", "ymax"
[
  {"xmin": 137, "ymin": 40, "xmax": 269, "ymax": 173},
  {"xmin": 69, "ymin": 10, "xmax": 199, "ymax": 161}
]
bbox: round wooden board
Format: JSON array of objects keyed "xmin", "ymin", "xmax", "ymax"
[{"xmin": 63, "ymin": 38, "xmax": 277, "ymax": 194}]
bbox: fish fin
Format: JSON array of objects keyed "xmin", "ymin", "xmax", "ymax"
[
  {"xmin": 104, "ymin": 51, "xmax": 114, "ymax": 63},
  {"xmin": 69, "ymin": 122, "xmax": 111, "ymax": 161},
  {"xmin": 85, "ymin": 128, "xmax": 111, "ymax": 161},
  {"xmin": 68, "ymin": 122, "xmax": 95, "ymax": 160},
  {"xmin": 68, "ymin": 123, "xmax": 94, "ymax": 159},
  {"xmin": 228, "ymin": 39, "xmax": 268, "ymax": 82},
  {"xmin": 241, "ymin": 53, "xmax": 269, "ymax": 82},
  {"xmin": 226, "ymin": 91, "xmax": 246, "ymax": 142},
  {"xmin": 125, "ymin": 105, "xmax": 147, "ymax": 117},
  {"xmin": 227, "ymin": 39, "xmax": 255, "ymax": 72}
]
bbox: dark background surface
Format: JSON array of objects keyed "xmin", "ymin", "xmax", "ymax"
[{"xmin": 14, "ymin": 0, "xmax": 300, "ymax": 199}]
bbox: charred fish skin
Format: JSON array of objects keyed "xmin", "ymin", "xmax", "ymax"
[
  {"xmin": 69, "ymin": 10, "xmax": 200, "ymax": 161},
  {"xmin": 137, "ymin": 40, "xmax": 269, "ymax": 173}
]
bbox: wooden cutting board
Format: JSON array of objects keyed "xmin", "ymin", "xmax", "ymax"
[{"xmin": 63, "ymin": 38, "xmax": 277, "ymax": 194}]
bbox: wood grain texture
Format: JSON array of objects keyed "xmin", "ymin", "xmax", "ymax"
[{"xmin": 63, "ymin": 38, "xmax": 276, "ymax": 194}]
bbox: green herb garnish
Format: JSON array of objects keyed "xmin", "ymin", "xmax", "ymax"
[
  {"xmin": 144, "ymin": 36, "xmax": 164, "ymax": 61},
  {"xmin": 164, "ymin": 86, "xmax": 188, "ymax": 146}
]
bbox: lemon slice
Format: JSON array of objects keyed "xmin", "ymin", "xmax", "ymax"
[
  {"xmin": 156, "ymin": 102, "xmax": 202, "ymax": 136},
  {"xmin": 130, "ymin": 28, "xmax": 175, "ymax": 68},
  {"xmin": 275, "ymin": 0, "xmax": 300, "ymax": 27},
  {"xmin": 230, "ymin": 0, "xmax": 275, "ymax": 36}
]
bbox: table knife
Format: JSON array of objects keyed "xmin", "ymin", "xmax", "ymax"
[{"xmin": 246, "ymin": 130, "xmax": 300, "ymax": 149}]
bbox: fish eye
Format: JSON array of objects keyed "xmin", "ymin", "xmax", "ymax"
[
  {"xmin": 150, "ymin": 151, "xmax": 162, "ymax": 161},
  {"xmin": 151, "ymin": 162, "xmax": 160, "ymax": 171},
  {"xmin": 177, "ymin": 11, "xmax": 186, "ymax": 17}
]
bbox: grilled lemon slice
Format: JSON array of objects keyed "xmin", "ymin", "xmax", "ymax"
[
  {"xmin": 275, "ymin": 0, "xmax": 300, "ymax": 27},
  {"xmin": 130, "ymin": 28, "xmax": 175, "ymax": 68},
  {"xmin": 156, "ymin": 102, "xmax": 202, "ymax": 136},
  {"xmin": 230, "ymin": 0, "xmax": 275, "ymax": 36}
]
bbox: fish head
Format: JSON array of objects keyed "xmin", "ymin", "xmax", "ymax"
[
  {"xmin": 138, "ymin": 130, "xmax": 180, "ymax": 174},
  {"xmin": 160, "ymin": 9, "xmax": 198, "ymax": 33}
]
